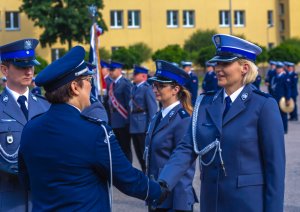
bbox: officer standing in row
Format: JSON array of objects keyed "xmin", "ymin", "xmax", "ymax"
[
  {"xmin": 0, "ymin": 39, "xmax": 50, "ymax": 211},
  {"xmin": 285, "ymin": 62, "xmax": 298, "ymax": 121},
  {"xmin": 202, "ymin": 61, "xmax": 219, "ymax": 93},
  {"xmin": 252, "ymin": 69, "xmax": 262, "ymax": 90},
  {"xmin": 157, "ymin": 34, "xmax": 285, "ymax": 212},
  {"xmin": 265, "ymin": 60, "xmax": 276, "ymax": 95},
  {"xmin": 130, "ymin": 65, "xmax": 157, "ymax": 172},
  {"xmin": 181, "ymin": 61, "xmax": 198, "ymax": 106},
  {"xmin": 272, "ymin": 61, "xmax": 291, "ymax": 134},
  {"xmin": 107, "ymin": 61, "xmax": 133, "ymax": 162},
  {"xmin": 18, "ymin": 46, "xmax": 166, "ymax": 211}
]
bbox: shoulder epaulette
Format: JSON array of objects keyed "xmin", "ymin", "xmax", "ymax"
[
  {"xmin": 253, "ymin": 90, "xmax": 272, "ymax": 98},
  {"xmin": 178, "ymin": 108, "xmax": 190, "ymax": 119},
  {"xmin": 80, "ymin": 114, "xmax": 105, "ymax": 125}
]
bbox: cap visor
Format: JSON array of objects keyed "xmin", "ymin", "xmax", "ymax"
[
  {"xmin": 208, "ymin": 55, "xmax": 239, "ymax": 63},
  {"xmin": 148, "ymin": 76, "xmax": 173, "ymax": 83}
]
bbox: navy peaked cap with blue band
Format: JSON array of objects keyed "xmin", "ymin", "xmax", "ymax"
[
  {"xmin": 275, "ymin": 61, "xmax": 285, "ymax": 68},
  {"xmin": 149, "ymin": 60, "xmax": 190, "ymax": 86},
  {"xmin": 109, "ymin": 61, "xmax": 123, "ymax": 70},
  {"xmin": 206, "ymin": 61, "xmax": 216, "ymax": 67},
  {"xmin": 100, "ymin": 60, "xmax": 110, "ymax": 69},
  {"xmin": 181, "ymin": 61, "xmax": 193, "ymax": 67},
  {"xmin": 269, "ymin": 60, "xmax": 276, "ymax": 65},
  {"xmin": 284, "ymin": 61, "xmax": 295, "ymax": 67},
  {"xmin": 209, "ymin": 34, "xmax": 262, "ymax": 63},
  {"xmin": 35, "ymin": 46, "xmax": 95, "ymax": 92},
  {"xmin": 0, "ymin": 38, "xmax": 40, "ymax": 67},
  {"xmin": 134, "ymin": 65, "xmax": 148, "ymax": 75}
]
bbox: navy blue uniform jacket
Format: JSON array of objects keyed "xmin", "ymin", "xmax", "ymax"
[
  {"xmin": 185, "ymin": 72, "xmax": 198, "ymax": 106},
  {"xmin": 159, "ymin": 84, "xmax": 285, "ymax": 212},
  {"xmin": 18, "ymin": 104, "xmax": 161, "ymax": 211}
]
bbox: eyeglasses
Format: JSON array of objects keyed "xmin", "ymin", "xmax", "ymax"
[
  {"xmin": 82, "ymin": 76, "xmax": 93, "ymax": 84},
  {"xmin": 152, "ymin": 82, "xmax": 170, "ymax": 91}
]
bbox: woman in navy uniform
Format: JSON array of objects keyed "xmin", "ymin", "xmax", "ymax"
[
  {"xmin": 145, "ymin": 60, "xmax": 198, "ymax": 211},
  {"xmin": 158, "ymin": 34, "xmax": 285, "ymax": 212},
  {"xmin": 18, "ymin": 46, "xmax": 166, "ymax": 211},
  {"xmin": 0, "ymin": 39, "xmax": 50, "ymax": 211}
]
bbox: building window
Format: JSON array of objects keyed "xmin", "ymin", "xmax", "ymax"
[
  {"xmin": 267, "ymin": 10, "xmax": 273, "ymax": 26},
  {"xmin": 183, "ymin": 10, "xmax": 195, "ymax": 27},
  {"xmin": 219, "ymin": 10, "xmax": 229, "ymax": 27},
  {"xmin": 128, "ymin": 10, "xmax": 140, "ymax": 28},
  {"xmin": 51, "ymin": 48, "xmax": 65, "ymax": 62},
  {"xmin": 234, "ymin": 10, "xmax": 245, "ymax": 27},
  {"xmin": 5, "ymin": 11, "xmax": 19, "ymax": 30},
  {"xmin": 110, "ymin": 10, "xmax": 123, "ymax": 28},
  {"xmin": 167, "ymin": 10, "xmax": 178, "ymax": 28},
  {"xmin": 279, "ymin": 3, "xmax": 284, "ymax": 15},
  {"xmin": 280, "ymin": 19, "xmax": 285, "ymax": 32},
  {"xmin": 268, "ymin": 43, "xmax": 274, "ymax": 49}
]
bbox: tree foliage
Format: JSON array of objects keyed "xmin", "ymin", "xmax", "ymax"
[
  {"xmin": 20, "ymin": 0, "xmax": 106, "ymax": 50},
  {"xmin": 99, "ymin": 47, "xmax": 111, "ymax": 61},
  {"xmin": 152, "ymin": 44, "xmax": 187, "ymax": 64},
  {"xmin": 128, "ymin": 42, "xmax": 152, "ymax": 65},
  {"xmin": 111, "ymin": 47, "xmax": 135, "ymax": 70},
  {"xmin": 34, "ymin": 56, "xmax": 48, "ymax": 75},
  {"xmin": 196, "ymin": 46, "xmax": 216, "ymax": 67},
  {"xmin": 269, "ymin": 44, "xmax": 300, "ymax": 63},
  {"xmin": 184, "ymin": 29, "xmax": 217, "ymax": 52}
]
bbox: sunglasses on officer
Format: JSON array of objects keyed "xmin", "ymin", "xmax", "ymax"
[{"xmin": 152, "ymin": 82, "xmax": 176, "ymax": 91}]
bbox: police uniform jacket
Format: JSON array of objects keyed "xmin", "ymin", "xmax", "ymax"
[
  {"xmin": 202, "ymin": 71, "xmax": 219, "ymax": 93},
  {"xmin": 265, "ymin": 69, "xmax": 276, "ymax": 94},
  {"xmin": 129, "ymin": 82, "xmax": 157, "ymax": 134},
  {"xmin": 0, "ymin": 88, "xmax": 49, "ymax": 174},
  {"xmin": 272, "ymin": 72, "xmax": 291, "ymax": 102},
  {"xmin": 252, "ymin": 75, "xmax": 261, "ymax": 90},
  {"xmin": 18, "ymin": 103, "xmax": 161, "ymax": 212},
  {"xmin": 289, "ymin": 71, "xmax": 299, "ymax": 97},
  {"xmin": 159, "ymin": 84, "xmax": 285, "ymax": 212},
  {"xmin": 145, "ymin": 104, "xmax": 198, "ymax": 210},
  {"xmin": 185, "ymin": 72, "xmax": 199, "ymax": 106},
  {"xmin": 108, "ymin": 77, "xmax": 132, "ymax": 128}
]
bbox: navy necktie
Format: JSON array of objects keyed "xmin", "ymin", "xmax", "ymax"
[
  {"xmin": 17, "ymin": 95, "xmax": 28, "ymax": 120},
  {"xmin": 223, "ymin": 96, "xmax": 232, "ymax": 118}
]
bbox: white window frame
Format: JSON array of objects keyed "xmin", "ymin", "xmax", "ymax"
[
  {"xmin": 110, "ymin": 10, "xmax": 123, "ymax": 29},
  {"xmin": 219, "ymin": 10, "xmax": 229, "ymax": 27},
  {"xmin": 183, "ymin": 10, "xmax": 195, "ymax": 28},
  {"xmin": 234, "ymin": 10, "xmax": 245, "ymax": 27},
  {"xmin": 167, "ymin": 10, "xmax": 179, "ymax": 28},
  {"xmin": 128, "ymin": 10, "xmax": 141, "ymax": 29},
  {"xmin": 5, "ymin": 11, "xmax": 20, "ymax": 31}
]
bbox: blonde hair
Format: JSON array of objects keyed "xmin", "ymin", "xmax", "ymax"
[
  {"xmin": 237, "ymin": 59, "xmax": 258, "ymax": 85},
  {"xmin": 177, "ymin": 86, "xmax": 193, "ymax": 115}
]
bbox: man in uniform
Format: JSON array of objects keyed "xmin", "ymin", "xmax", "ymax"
[
  {"xmin": 285, "ymin": 62, "xmax": 298, "ymax": 121},
  {"xmin": 181, "ymin": 61, "xmax": 198, "ymax": 106},
  {"xmin": 18, "ymin": 46, "xmax": 166, "ymax": 211},
  {"xmin": 202, "ymin": 61, "xmax": 219, "ymax": 93},
  {"xmin": 107, "ymin": 61, "xmax": 133, "ymax": 162},
  {"xmin": 0, "ymin": 39, "xmax": 50, "ymax": 211},
  {"xmin": 265, "ymin": 60, "xmax": 276, "ymax": 95},
  {"xmin": 130, "ymin": 65, "xmax": 157, "ymax": 172}
]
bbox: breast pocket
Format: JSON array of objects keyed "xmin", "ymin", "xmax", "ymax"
[{"xmin": 237, "ymin": 173, "xmax": 264, "ymax": 187}]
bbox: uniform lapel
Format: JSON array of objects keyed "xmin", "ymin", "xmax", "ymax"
[
  {"xmin": 206, "ymin": 90, "xmax": 223, "ymax": 133},
  {"xmin": 27, "ymin": 93, "xmax": 47, "ymax": 120},
  {"xmin": 222, "ymin": 85, "xmax": 252, "ymax": 126},
  {"xmin": 1, "ymin": 89, "xmax": 27, "ymax": 125}
]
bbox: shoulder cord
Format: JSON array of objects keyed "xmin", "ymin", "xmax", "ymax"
[
  {"xmin": 101, "ymin": 124, "xmax": 113, "ymax": 212},
  {"xmin": 192, "ymin": 95, "xmax": 225, "ymax": 173}
]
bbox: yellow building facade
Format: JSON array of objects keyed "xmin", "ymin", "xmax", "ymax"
[{"xmin": 1, "ymin": 0, "xmax": 300, "ymax": 64}]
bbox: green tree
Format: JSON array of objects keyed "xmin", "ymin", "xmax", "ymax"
[
  {"xmin": 196, "ymin": 46, "xmax": 216, "ymax": 67},
  {"xmin": 128, "ymin": 42, "xmax": 152, "ymax": 65},
  {"xmin": 255, "ymin": 45, "xmax": 269, "ymax": 64},
  {"xmin": 184, "ymin": 29, "xmax": 217, "ymax": 52},
  {"xmin": 269, "ymin": 44, "xmax": 300, "ymax": 63},
  {"xmin": 152, "ymin": 44, "xmax": 187, "ymax": 64},
  {"xmin": 111, "ymin": 47, "xmax": 136, "ymax": 70},
  {"xmin": 34, "ymin": 56, "xmax": 48, "ymax": 75},
  {"xmin": 20, "ymin": 1, "xmax": 106, "ymax": 50},
  {"xmin": 99, "ymin": 47, "xmax": 111, "ymax": 61}
]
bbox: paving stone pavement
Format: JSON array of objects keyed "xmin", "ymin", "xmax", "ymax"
[{"xmin": 113, "ymin": 87, "xmax": 300, "ymax": 212}]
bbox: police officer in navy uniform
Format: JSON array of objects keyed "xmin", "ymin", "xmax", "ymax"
[
  {"xmin": 130, "ymin": 65, "xmax": 157, "ymax": 172},
  {"xmin": 18, "ymin": 46, "xmax": 166, "ymax": 211},
  {"xmin": 107, "ymin": 61, "xmax": 133, "ymax": 162},
  {"xmin": 285, "ymin": 62, "xmax": 298, "ymax": 121},
  {"xmin": 272, "ymin": 62, "xmax": 292, "ymax": 133},
  {"xmin": 202, "ymin": 61, "xmax": 219, "ymax": 93},
  {"xmin": 252, "ymin": 68, "xmax": 262, "ymax": 90},
  {"xmin": 145, "ymin": 60, "xmax": 198, "ymax": 211},
  {"xmin": 0, "ymin": 39, "xmax": 50, "ymax": 211},
  {"xmin": 264, "ymin": 60, "xmax": 276, "ymax": 95},
  {"xmin": 157, "ymin": 34, "xmax": 285, "ymax": 212},
  {"xmin": 181, "ymin": 61, "xmax": 198, "ymax": 106}
]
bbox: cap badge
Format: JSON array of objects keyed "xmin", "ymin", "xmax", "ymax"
[
  {"xmin": 214, "ymin": 36, "xmax": 221, "ymax": 46},
  {"xmin": 157, "ymin": 61, "xmax": 162, "ymax": 69},
  {"xmin": 32, "ymin": 95, "xmax": 37, "ymax": 101},
  {"xmin": 24, "ymin": 40, "xmax": 32, "ymax": 50},
  {"xmin": 2, "ymin": 95, "xmax": 8, "ymax": 103},
  {"xmin": 169, "ymin": 111, "xmax": 175, "ymax": 118},
  {"xmin": 241, "ymin": 93, "xmax": 248, "ymax": 101}
]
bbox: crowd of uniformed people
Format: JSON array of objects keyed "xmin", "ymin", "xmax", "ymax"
[{"xmin": 0, "ymin": 33, "xmax": 297, "ymax": 211}]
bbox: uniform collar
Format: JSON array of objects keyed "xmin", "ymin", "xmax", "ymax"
[
  {"xmin": 5, "ymin": 86, "xmax": 29, "ymax": 103},
  {"xmin": 224, "ymin": 86, "xmax": 244, "ymax": 103},
  {"xmin": 114, "ymin": 75, "xmax": 123, "ymax": 84},
  {"xmin": 137, "ymin": 81, "xmax": 146, "ymax": 87},
  {"xmin": 161, "ymin": 101, "xmax": 180, "ymax": 118}
]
